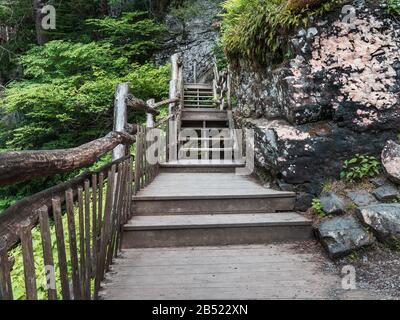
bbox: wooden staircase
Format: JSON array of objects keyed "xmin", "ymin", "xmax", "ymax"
[{"xmin": 121, "ymin": 81, "xmax": 312, "ymax": 248}]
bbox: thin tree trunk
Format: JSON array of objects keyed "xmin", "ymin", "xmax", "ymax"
[
  {"xmin": 100, "ymin": 0, "xmax": 109, "ymax": 15},
  {"xmin": 33, "ymin": 0, "xmax": 48, "ymax": 45}
]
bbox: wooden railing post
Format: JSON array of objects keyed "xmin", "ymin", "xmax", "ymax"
[
  {"xmin": 146, "ymin": 99, "xmax": 155, "ymax": 129},
  {"xmin": 112, "ymin": 83, "xmax": 129, "ymax": 161},
  {"xmin": 169, "ymin": 53, "xmax": 179, "ymax": 115}
]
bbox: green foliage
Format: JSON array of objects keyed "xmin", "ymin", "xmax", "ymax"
[
  {"xmin": 86, "ymin": 12, "xmax": 167, "ymax": 62},
  {"xmin": 213, "ymin": 40, "xmax": 229, "ymax": 70},
  {"xmin": 340, "ymin": 154, "xmax": 382, "ymax": 181},
  {"xmin": 0, "ymin": 10, "xmax": 170, "ymax": 211},
  {"xmin": 321, "ymin": 181, "xmax": 334, "ymax": 192},
  {"xmin": 311, "ymin": 198, "xmax": 327, "ymax": 218},
  {"xmin": 10, "ymin": 187, "xmax": 105, "ymax": 299},
  {"xmin": 386, "ymin": 0, "xmax": 400, "ymax": 15},
  {"xmin": 220, "ymin": 0, "xmax": 341, "ymax": 64}
]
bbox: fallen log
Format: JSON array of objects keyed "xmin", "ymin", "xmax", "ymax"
[{"xmin": 0, "ymin": 131, "xmax": 135, "ymax": 186}]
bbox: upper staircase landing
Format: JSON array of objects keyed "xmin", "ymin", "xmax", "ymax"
[{"xmin": 183, "ymin": 83, "xmax": 214, "ymax": 109}]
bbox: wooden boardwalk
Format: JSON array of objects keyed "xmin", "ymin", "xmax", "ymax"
[{"xmin": 100, "ymin": 244, "xmax": 380, "ymax": 300}]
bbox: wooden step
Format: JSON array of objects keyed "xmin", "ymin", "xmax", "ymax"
[
  {"xmin": 179, "ymin": 147, "xmax": 235, "ymax": 153},
  {"xmin": 133, "ymin": 192, "xmax": 295, "ymax": 215},
  {"xmin": 180, "ymin": 137, "xmax": 233, "ymax": 142},
  {"xmin": 159, "ymin": 160, "xmax": 245, "ymax": 173},
  {"xmin": 184, "ymin": 97, "xmax": 214, "ymax": 101},
  {"xmin": 183, "ymin": 104, "xmax": 218, "ymax": 109},
  {"xmin": 184, "ymin": 94, "xmax": 213, "ymax": 98},
  {"xmin": 122, "ymin": 213, "xmax": 313, "ymax": 248},
  {"xmin": 184, "ymin": 83, "xmax": 213, "ymax": 90},
  {"xmin": 132, "ymin": 173, "xmax": 295, "ymax": 214},
  {"xmin": 181, "ymin": 110, "xmax": 228, "ymax": 121}
]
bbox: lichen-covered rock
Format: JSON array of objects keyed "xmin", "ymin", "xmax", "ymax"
[
  {"xmin": 382, "ymin": 140, "xmax": 400, "ymax": 184},
  {"xmin": 317, "ymin": 215, "xmax": 375, "ymax": 259},
  {"xmin": 346, "ymin": 190, "xmax": 378, "ymax": 207},
  {"xmin": 357, "ymin": 204, "xmax": 400, "ymax": 247},
  {"xmin": 372, "ymin": 184, "xmax": 399, "ymax": 202},
  {"xmin": 319, "ymin": 192, "xmax": 346, "ymax": 215},
  {"xmin": 231, "ymin": 1, "xmax": 400, "ymax": 194}
]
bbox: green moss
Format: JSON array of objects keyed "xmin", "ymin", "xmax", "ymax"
[{"xmin": 221, "ymin": 0, "xmax": 342, "ymax": 65}]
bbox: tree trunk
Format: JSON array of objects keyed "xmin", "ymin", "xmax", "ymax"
[
  {"xmin": 33, "ymin": 0, "xmax": 48, "ymax": 45},
  {"xmin": 100, "ymin": 0, "xmax": 109, "ymax": 15},
  {"xmin": 0, "ymin": 131, "xmax": 135, "ymax": 186}
]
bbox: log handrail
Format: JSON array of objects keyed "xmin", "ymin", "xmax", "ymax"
[{"xmin": 0, "ymin": 131, "xmax": 135, "ymax": 186}]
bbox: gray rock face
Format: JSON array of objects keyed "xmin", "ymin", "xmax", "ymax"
[
  {"xmin": 346, "ymin": 190, "xmax": 378, "ymax": 207},
  {"xmin": 155, "ymin": 0, "xmax": 220, "ymax": 82},
  {"xmin": 357, "ymin": 204, "xmax": 400, "ymax": 246},
  {"xmin": 372, "ymin": 184, "xmax": 399, "ymax": 201},
  {"xmin": 319, "ymin": 192, "xmax": 346, "ymax": 215},
  {"xmin": 370, "ymin": 176, "xmax": 387, "ymax": 187},
  {"xmin": 317, "ymin": 216, "xmax": 375, "ymax": 259},
  {"xmin": 382, "ymin": 140, "xmax": 400, "ymax": 184},
  {"xmin": 231, "ymin": 2, "xmax": 400, "ymax": 193}
]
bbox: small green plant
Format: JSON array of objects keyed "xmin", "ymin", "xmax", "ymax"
[
  {"xmin": 386, "ymin": 0, "xmax": 400, "ymax": 15},
  {"xmin": 321, "ymin": 181, "xmax": 334, "ymax": 192},
  {"xmin": 347, "ymin": 251, "xmax": 360, "ymax": 262},
  {"xmin": 311, "ymin": 198, "xmax": 327, "ymax": 218},
  {"xmin": 340, "ymin": 154, "xmax": 382, "ymax": 181},
  {"xmin": 345, "ymin": 202, "xmax": 357, "ymax": 211}
]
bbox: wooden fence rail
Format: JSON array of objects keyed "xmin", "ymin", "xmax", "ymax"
[{"xmin": 0, "ymin": 155, "xmax": 133, "ymax": 300}]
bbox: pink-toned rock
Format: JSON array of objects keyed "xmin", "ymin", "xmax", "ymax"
[{"xmin": 382, "ymin": 140, "xmax": 400, "ymax": 184}]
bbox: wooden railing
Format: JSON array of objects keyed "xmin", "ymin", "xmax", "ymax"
[
  {"xmin": 0, "ymin": 155, "xmax": 133, "ymax": 300},
  {"xmin": 0, "ymin": 55, "xmax": 181, "ymax": 300}
]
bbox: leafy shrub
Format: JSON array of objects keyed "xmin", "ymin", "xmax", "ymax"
[
  {"xmin": 220, "ymin": 0, "xmax": 341, "ymax": 64},
  {"xmin": 340, "ymin": 154, "xmax": 382, "ymax": 181},
  {"xmin": 386, "ymin": 0, "xmax": 400, "ymax": 15},
  {"xmin": 0, "ymin": 41, "xmax": 170, "ymax": 151},
  {"xmin": 86, "ymin": 12, "xmax": 167, "ymax": 62},
  {"xmin": 311, "ymin": 198, "xmax": 327, "ymax": 218}
]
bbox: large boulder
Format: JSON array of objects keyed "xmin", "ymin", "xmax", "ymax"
[
  {"xmin": 382, "ymin": 140, "xmax": 400, "ymax": 184},
  {"xmin": 357, "ymin": 204, "xmax": 400, "ymax": 247},
  {"xmin": 231, "ymin": 1, "xmax": 400, "ymax": 193},
  {"xmin": 317, "ymin": 215, "xmax": 375, "ymax": 259}
]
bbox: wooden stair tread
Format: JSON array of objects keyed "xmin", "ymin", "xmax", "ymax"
[
  {"xmin": 180, "ymin": 147, "xmax": 235, "ymax": 152},
  {"xmin": 182, "ymin": 109, "xmax": 226, "ymax": 113},
  {"xmin": 125, "ymin": 213, "xmax": 311, "ymax": 230},
  {"xmin": 133, "ymin": 173, "xmax": 294, "ymax": 200},
  {"xmin": 160, "ymin": 160, "xmax": 245, "ymax": 167},
  {"xmin": 183, "ymin": 104, "xmax": 219, "ymax": 108},
  {"xmin": 179, "ymin": 137, "xmax": 233, "ymax": 141}
]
